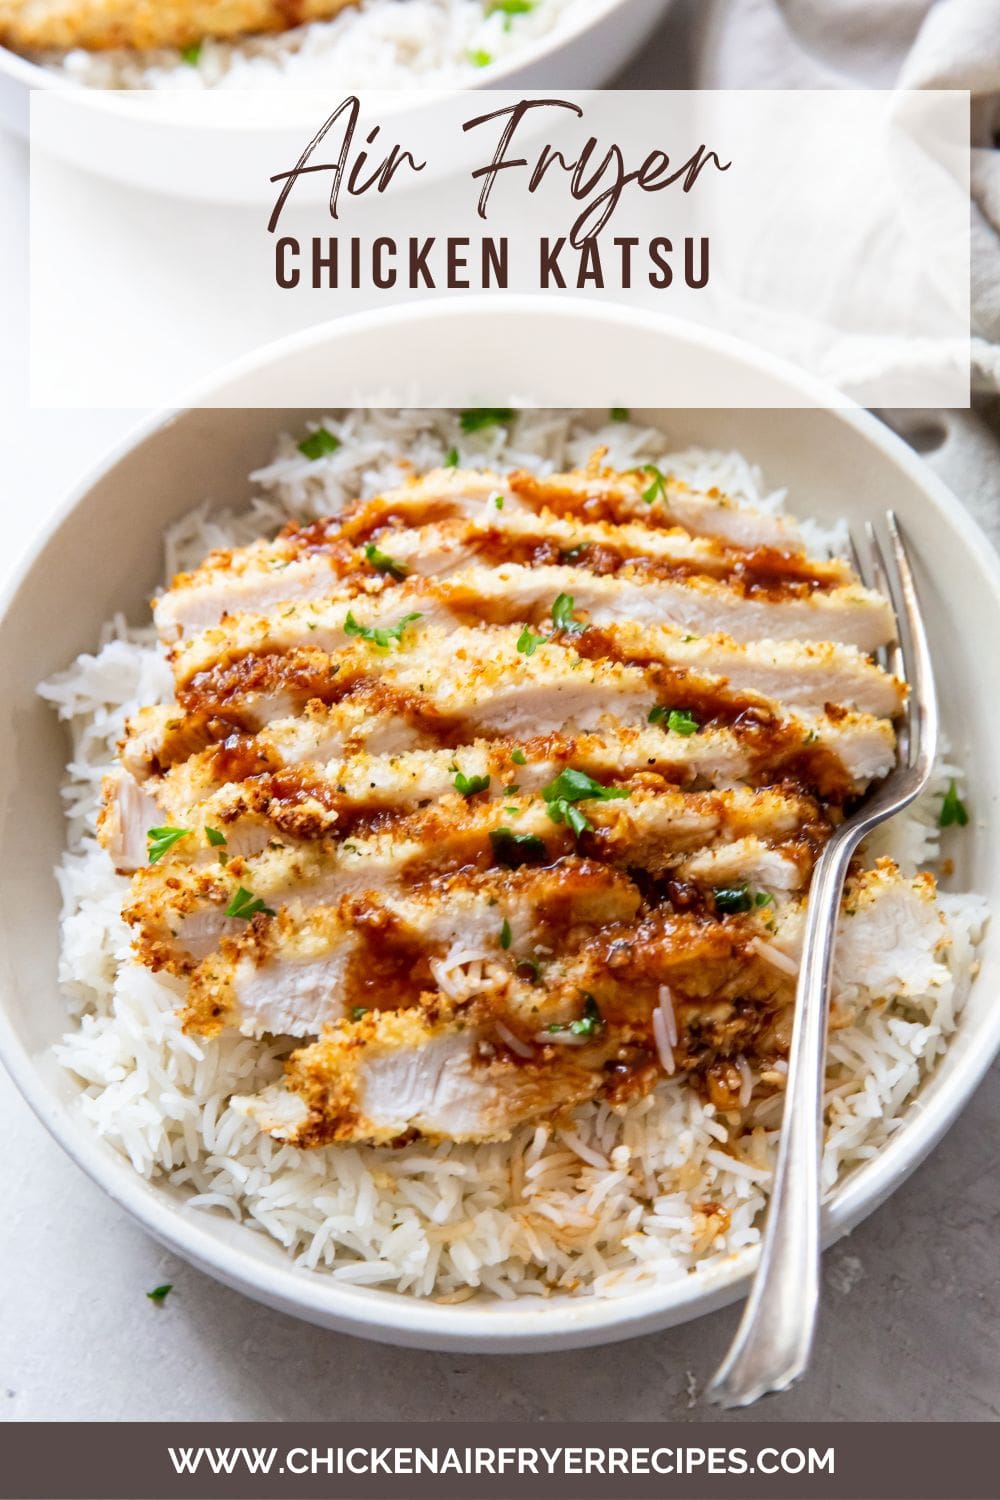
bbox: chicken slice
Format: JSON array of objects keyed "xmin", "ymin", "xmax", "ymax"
[
  {"xmin": 233, "ymin": 862, "xmax": 950, "ymax": 1146},
  {"xmin": 0, "ymin": 1, "xmax": 360, "ymax": 53},
  {"xmin": 125, "ymin": 781, "xmax": 825, "ymax": 969},
  {"xmin": 183, "ymin": 861, "xmax": 642, "ymax": 1036},
  {"xmin": 101, "ymin": 711, "xmax": 895, "ymax": 874},
  {"xmin": 154, "ymin": 501, "xmax": 847, "ymax": 642},
  {"xmin": 169, "ymin": 564, "xmax": 894, "ymax": 690}
]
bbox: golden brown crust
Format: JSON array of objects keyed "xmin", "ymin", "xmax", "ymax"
[{"xmin": 0, "ymin": 1, "xmax": 361, "ymax": 54}]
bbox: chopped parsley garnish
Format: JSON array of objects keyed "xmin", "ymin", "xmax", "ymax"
[
  {"xmin": 225, "ymin": 886, "xmax": 276, "ymax": 921},
  {"xmin": 468, "ymin": 48, "xmax": 494, "ymax": 66},
  {"xmin": 205, "ymin": 827, "xmax": 226, "ymax": 848},
  {"xmin": 489, "ymin": 827, "xmax": 547, "ymax": 868},
  {"xmin": 550, "ymin": 591, "xmax": 584, "ymax": 634},
  {"xmin": 459, "ymin": 407, "xmax": 515, "ymax": 432},
  {"xmin": 453, "ymin": 767, "xmax": 491, "ymax": 797},
  {"xmin": 500, "ymin": 918, "xmax": 512, "ymax": 950},
  {"xmin": 297, "ymin": 427, "xmax": 341, "ymax": 461},
  {"xmin": 511, "ymin": 749, "xmax": 527, "ymax": 765},
  {"xmin": 610, "ymin": 407, "xmax": 630, "ymax": 422},
  {"xmin": 493, "ymin": 494, "xmax": 505, "ymax": 511},
  {"xmin": 364, "ymin": 542, "xmax": 408, "ymax": 581},
  {"xmin": 502, "ymin": 783, "xmax": 520, "ymax": 795},
  {"xmin": 444, "ymin": 446, "xmax": 460, "ymax": 468},
  {"xmin": 648, "ymin": 705, "xmax": 699, "ymax": 736},
  {"xmin": 713, "ymin": 884, "xmax": 754, "ymax": 915},
  {"xmin": 541, "ymin": 767, "xmax": 630, "ymax": 837},
  {"xmin": 755, "ymin": 891, "xmax": 774, "ymax": 908},
  {"xmin": 939, "ymin": 779, "xmax": 969, "ymax": 828},
  {"xmin": 180, "ymin": 42, "xmax": 202, "ymax": 65},
  {"xmin": 549, "ymin": 994, "xmax": 603, "ymax": 1037},
  {"xmin": 488, "ymin": 0, "xmax": 535, "ymax": 13},
  {"xmin": 146, "ymin": 1284, "xmax": 172, "ymax": 1303},
  {"xmin": 344, "ymin": 610, "xmax": 422, "ymax": 650},
  {"xmin": 633, "ymin": 463, "xmax": 668, "ymax": 505},
  {"xmin": 351, "ymin": 1006, "xmax": 369, "ymax": 1021},
  {"xmin": 147, "ymin": 827, "xmax": 190, "ymax": 864},
  {"xmin": 517, "ymin": 625, "xmax": 547, "ymax": 657}
]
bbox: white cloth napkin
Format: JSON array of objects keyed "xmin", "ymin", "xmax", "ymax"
[{"xmin": 634, "ymin": 0, "xmax": 1000, "ymax": 525}]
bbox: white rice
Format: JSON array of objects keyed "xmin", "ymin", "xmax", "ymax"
[
  {"xmin": 42, "ymin": 0, "xmax": 597, "ymax": 91},
  {"xmin": 39, "ymin": 407, "xmax": 987, "ymax": 1302}
]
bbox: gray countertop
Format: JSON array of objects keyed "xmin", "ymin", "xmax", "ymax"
[{"xmin": 1, "ymin": 10, "xmax": 999, "ymax": 1423}]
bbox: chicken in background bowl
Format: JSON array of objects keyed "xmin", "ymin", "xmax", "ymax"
[{"xmin": 1, "ymin": 0, "xmax": 630, "ymax": 90}]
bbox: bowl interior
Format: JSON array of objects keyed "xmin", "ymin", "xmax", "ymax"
[{"xmin": 1, "ymin": 382, "xmax": 997, "ymax": 1352}]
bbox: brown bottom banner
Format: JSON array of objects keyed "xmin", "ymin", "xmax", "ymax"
[{"xmin": 2, "ymin": 1422, "xmax": 999, "ymax": 1500}]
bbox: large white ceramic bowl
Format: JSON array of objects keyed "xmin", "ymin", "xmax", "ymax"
[
  {"xmin": 1, "ymin": 300, "xmax": 997, "ymax": 1353},
  {"xmin": 0, "ymin": 0, "xmax": 673, "ymax": 139}
]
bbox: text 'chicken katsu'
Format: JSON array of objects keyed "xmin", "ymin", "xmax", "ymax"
[{"xmin": 100, "ymin": 452, "xmax": 946, "ymax": 1151}]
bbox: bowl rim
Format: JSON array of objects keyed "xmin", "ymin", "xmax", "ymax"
[
  {"xmin": 0, "ymin": 0, "xmax": 648, "ymax": 100},
  {"xmin": 2, "ymin": 301, "xmax": 999, "ymax": 1352}
]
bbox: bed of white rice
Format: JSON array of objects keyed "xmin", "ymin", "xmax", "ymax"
[
  {"xmin": 43, "ymin": 0, "xmax": 597, "ymax": 91},
  {"xmin": 39, "ymin": 408, "xmax": 986, "ymax": 1303}
]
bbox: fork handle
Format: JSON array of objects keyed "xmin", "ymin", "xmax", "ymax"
[{"xmin": 706, "ymin": 828, "xmax": 862, "ymax": 1407}]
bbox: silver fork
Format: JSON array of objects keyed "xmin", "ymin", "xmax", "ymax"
[{"xmin": 706, "ymin": 511, "xmax": 938, "ymax": 1408}]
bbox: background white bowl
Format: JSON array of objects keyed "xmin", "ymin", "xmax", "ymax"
[
  {"xmin": 0, "ymin": 301, "xmax": 997, "ymax": 1353},
  {"xmin": 0, "ymin": 0, "xmax": 674, "ymax": 142}
]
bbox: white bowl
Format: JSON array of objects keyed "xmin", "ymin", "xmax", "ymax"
[
  {"xmin": 0, "ymin": 0, "xmax": 673, "ymax": 139},
  {"xmin": 1, "ymin": 301, "xmax": 997, "ymax": 1353}
]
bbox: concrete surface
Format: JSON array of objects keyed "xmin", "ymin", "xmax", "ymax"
[{"xmin": 1, "ymin": 8, "xmax": 999, "ymax": 1422}]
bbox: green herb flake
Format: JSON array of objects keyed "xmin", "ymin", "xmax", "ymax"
[
  {"xmin": 502, "ymin": 783, "xmax": 520, "ymax": 795},
  {"xmin": 179, "ymin": 42, "xmax": 202, "ymax": 65},
  {"xmin": 610, "ymin": 407, "xmax": 630, "ymax": 422},
  {"xmin": 364, "ymin": 542, "xmax": 408, "ymax": 581},
  {"xmin": 489, "ymin": 827, "xmax": 548, "ymax": 868},
  {"xmin": 225, "ymin": 886, "xmax": 277, "ymax": 922},
  {"xmin": 570, "ymin": 994, "xmax": 603, "ymax": 1036},
  {"xmin": 459, "ymin": 408, "xmax": 515, "ymax": 432},
  {"xmin": 667, "ymin": 708, "xmax": 699, "ymax": 736},
  {"xmin": 488, "ymin": 0, "xmax": 535, "ymax": 14},
  {"xmin": 205, "ymin": 827, "xmax": 226, "ymax": 848},
  {"xmin": 468, "ymin": 48, "xmax": 494, "ymax": 66},
  {"xmin": 147, "ymin": 1284, "xmax": 173, "ymax": 1303},
  {"xmin": 754, "ymin": 891, "xmax": 774, "ymax": 908},
  {"xmin": 351, "ymin": 1006, "xmax": 369, "ymax": 1022},
  {"xmin": 147, "ymin": 827, "xmax": 190, "ymax": 864},
  {"xmin": 511, "ymin": 749, "xmax": 527, "ymax": 766},
  {"xmin": 939, "ymin": 779, "xmax": 969, "ymax": 828},
  {"xmin": 297, "ymin": 427, "xmax": 341, "ymax": 461},
  {"xmin": 453, "ymin": 768, "xmax": 491, "ymax": 797},
  {"xmin": 493, "ymin": 494, "xmax": 505, "ymax": 511},
  {"xmin": 541, "ymin": 767, "xmax": 629, "ymax": 837},
  {"xmin": 444, "ymin": 446, "xmax": 460, "ymax": 468},
  {"xmin": 551, "ymin": 592, "xmax": 584, "ymax": 635},
  {"xmin": 344, "ymin": 610, "xmax": 422, "ymax": 651},
  {"xmin": 714, "ymin": 884, "xmax": 753, "ymax": 915},
  {"xmin": 633, "ymin": 463, "xmax": 668, "ymax": 505},
  {"xmin": 516, "ymin": 624, "xmax": 547, "ymax": 657},
  {"xmin": 500, "ymin": 918, "xmax": 512, "ymax": 950}
]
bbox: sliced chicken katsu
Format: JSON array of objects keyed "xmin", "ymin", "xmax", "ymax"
[
  {"xmin": 168, "ymin": 564, "xmax": 894, "ymax": 689},
  {"xmin": 233, "ymin": 862, "xmax": 949, "ymax": 1145},
  {"xmin": 154, "ymin": 464, "xmax": 808, "ymax": 639},
  {"xmin": 0, "ymin": 1, "xmax": 360, "ymax": 52},
  {"xmin": 184, "ymin": 860, "xmax": 643, "ymax": 1037},
  {"xmin": 126, "ymin": 780, "xmax": 826, "ymax": 971},
  {"xmin": 100, "ymin": 714, "xmax": 894, "ymax": 873},
  {"xmin": 100, "ymin": 449, "xmax": 928, "ymax": 1150},
  {"xmin": 155, "ymin": 503, "xmax": 846, "ymax": 642}
]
